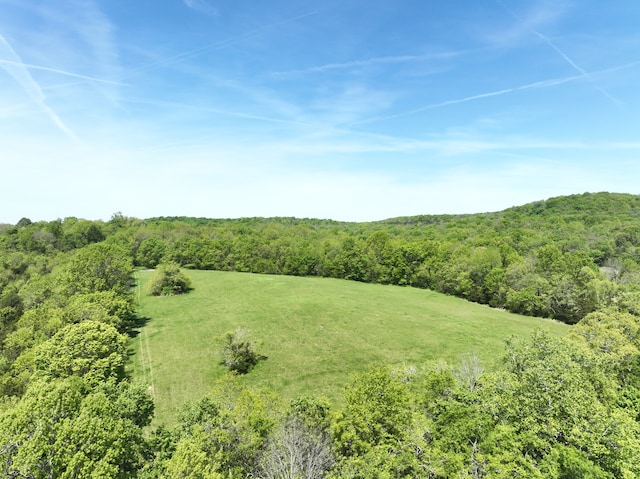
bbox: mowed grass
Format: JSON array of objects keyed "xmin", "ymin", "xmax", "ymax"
[{"xmin": 129, "ymin": 270, "xmax": 568, "ymax": 425}]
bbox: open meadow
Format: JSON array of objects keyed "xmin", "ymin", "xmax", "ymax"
[{"xmin": 129, "ymin": 269, "xmax": 568, "ymax": 425}]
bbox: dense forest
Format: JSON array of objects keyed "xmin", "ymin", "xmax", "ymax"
[{"xmin": 1, "ymin": 192, "xmax": 639, "ymax": 477}]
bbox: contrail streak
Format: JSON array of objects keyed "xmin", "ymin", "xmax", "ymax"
[
  {"xmin": 348, "ymin": 75, "xmax": 580, "ymax": 126},
  {"xmin": 125, "ymin": 97, "xmax": 309, "ymax": 127},
  {"xmin": 495, "ymin": 0, "xmax": 620, "ymax": 105},
  {"xmin": 134, "ymin": 10, "xmax": 318, "ymax": 74},
  {"xmin": 0, "ymin": 58, "xmax": 125, "ymax": 85},
  {"xmin": 271, "ymin": 51, "xmax": 464, "ymax": 76},
  {"xmin": 528, "ymin": 30, "xmax": 620, "ymax": 105},
  {"xmin": 347, "ymin": 61, "xmax": 640, "ymax": 126},
  {"xmin": 0, "ymin": 34, "xmax": 79, "ymax": 141}
]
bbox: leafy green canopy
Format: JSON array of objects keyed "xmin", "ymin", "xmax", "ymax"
[
  {"xmin": 0, "ymin": 378, "xmax": 153, "ymax": 479},
  {"xmin": 148, "ymin": 262, "xmax": 192, "ymax": 296}
]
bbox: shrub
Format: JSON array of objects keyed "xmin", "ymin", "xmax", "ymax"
[
  {"xmin": 220, "ymin": 328, "xmax": 262, "ymax": 374},
  {"xmin": 148, "ymin": 262, "xmax": 192, "ymax": 296}
]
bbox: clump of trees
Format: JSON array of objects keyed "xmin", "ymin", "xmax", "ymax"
[
  {"xmin": 0, "ymin": 226, "xmax": 154, "ymax": 477},
  {"xmin": 148, "ymin": 262, "xmax": 192, "ymax": 296}
]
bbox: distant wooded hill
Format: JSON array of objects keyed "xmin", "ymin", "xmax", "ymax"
[
  {"xmin": 135, "ymin": 192, "xmax": 640, "ymax": 323},
  {"xmin": 3, "ymin": 192, "xmax": 640, "ymax": 325}
]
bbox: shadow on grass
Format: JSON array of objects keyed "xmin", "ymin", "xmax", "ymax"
[
  {"xmin": 126, "ymin": 315, "xmax": 151, "ymax": 339},
  {"xmin": 221, "ymin": 353, "xmax": 269, "ymax": 375},
  {"xmin": 124, "ymin": 315, "xmax": 154, "ymax": 381}
]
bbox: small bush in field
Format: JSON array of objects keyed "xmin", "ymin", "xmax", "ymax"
[
  {"xmin": 220, "ymin": 328, "xmax": 262, "ymax": 374},
  {"xmin": 148, "ymin": 262, "xmax": 192, "ymax": 296}
]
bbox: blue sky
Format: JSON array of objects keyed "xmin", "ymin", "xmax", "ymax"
[{"xmin": 1, "ymin": 0, "xmax": 639, "ymax": 222}]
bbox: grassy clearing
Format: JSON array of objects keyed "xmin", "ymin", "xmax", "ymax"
[{"xmin": 128, "ymin": 270, "xmax": 568, "ymax": 425}]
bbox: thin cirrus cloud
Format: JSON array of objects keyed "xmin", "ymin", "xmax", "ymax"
[
  {"xmin": 347, "ymin": 60, "xmax": 640, "ymax": 127},
  {"xmin": 183, "ymin": 0, "xmax": 219, "ymax": 17},
  {"xmin": 494, "ymin": 0, "xmax": 619, "ymax": 105},
  {"xmin": 0, "ymin": 34, "xmax": 78, "ymax": 141},
  {"xmin": 0, "ymin": 0, "xmax": 121, "ymax": 139},
  {"xmin": 270, "ymin": 51, "xmax": 465, "ymax": 76},
  {"xmin": 132, "ymin": 10, "xmax": 318, "ymax": 74},
  {"xmin": 0, "ymin": 58, "xmax": 124, "ymax": 85}
]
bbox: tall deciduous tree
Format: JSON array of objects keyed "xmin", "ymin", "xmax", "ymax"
[
  {"xmin": 159, "ymin": 376, "xmax": 280, "ymax": 478},
  {"xmin": 333, "ymin": 367, "xmax": 412, "ymax": 457},
  {"xmin": 258, "ymin": 417, "xmax": 334, "ymax": 479},
  {"xmin": 33, "ymin": 320, "xmax": 127, "ymax": 385},
  {"xmin": 63, "ymin": 242, "xmax": 133, "ymax": 295},
  {"xmin": 0, "ymin": 377, "xmax": 152, "ymax": 478}
]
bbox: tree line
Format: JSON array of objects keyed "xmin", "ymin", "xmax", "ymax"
[
  {"xmin": 3, "ymin": 193, "xmax": 640, "ymax": 325},
  {"xmin": 90, "ymin": 194, "xmax": 640, "ymax": 322}
]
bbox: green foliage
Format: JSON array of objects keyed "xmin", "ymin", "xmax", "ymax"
[
  {"xmin": 6, "ymin": 193, "xmax": 640, "ymax": 324},
  {"xmin": 163, "ymin": 433, "xmax": 224, "ymax": 479},
  {"xmin": 3, "ymin": 193, "xmax": 640, "ymax": 477},
  {"xmin": 137, "ymin": 237, "xmax": 168, "ymax": 268},
  {"xmin": 288, "ymin": 396, "xmax": 332, "ymax": 431},
  {"xmin": 334, "ymin": 367, "xmax": 412, "ymax": 456},
  {"xmin": 154, "ymin": 376, "xmax": 281, "ymax": 478},
  {"xmin": 483, "ymin": 331, "xmax": 640, "ymax": 477},
  {"xmin": 62, "ymin": 290, "xmax": 136, "ymax": 330},
  {"xmin": 128, "ymin": 193, "xmax": 640, "ymax": 324},
  {"xmin": 16, "ymin": 217, "xmax": 32, "ymax": 228},
  {"xmin": 33, "ymin": 320, "xmax": 128, "ymax": 384},
  {"xmin": 0, "ymin": 377, "xmax": 152, "ymax": 479},
  {"xmin": 17, "ymin": 271, "xmax": 56, "ymax": 310},
  {"xmin": 148, "ymin": 262, "xmax": 192, "ymax": 296},
  {"xmin": 220, "ymin": 328, "xmax": 262, "ymax": 374},
  {"xmin": 63, "ymin": 242, "xmax": 133, "ymax": 295},
  {"xmin": 61, "ymin": 219, "xmax": 106, "ymax": 249},
  {"xmin": 570, "ymin": 310, "xmax": 640, "ymax": 389}
]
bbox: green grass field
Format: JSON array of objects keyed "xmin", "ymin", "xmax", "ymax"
[{"xmin": 128, "ymin": 270, "xmax": 568, "ymax": 425}]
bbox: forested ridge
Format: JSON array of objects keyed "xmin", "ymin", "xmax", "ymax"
[
  {"xmin": 138, "ymin": 192, "xmax": 639, "ymax": 323},
  {"xmin": 1, "ymin": 192, "xmax": 640, "ymax": 477}
]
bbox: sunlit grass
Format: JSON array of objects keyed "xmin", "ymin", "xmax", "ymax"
[{"xmin": 128, "ymin": 270, "xmax": 568, "ymax": 425}]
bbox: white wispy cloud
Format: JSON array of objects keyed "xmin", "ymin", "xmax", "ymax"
[
  {"xmin": 2, "ymin": 0, "xmax": 638, "ymax": 224},
  {"xmin": 135, "ymin": 10, "xmax": 318, "ymax": 73},
  {"xmin": 271, "ymin": 51, "xmax": 464, "ymax": 76},
  {"xmin": 5, "ymin": 1, "xmax": 121, "ymax": 84},
  {"xmin": 348, "ymin": 61, "xmax": 639, "ymax": 127},
  {"xmin": 0, "ymin": 0, "xmax": 122, "ymax": 140},
  {"xmin": 485, "ymin": 0, "xmax": 568, "ymax": 47},
  {"xmin": 0, "ymin": 34, "xmax": 78, "ymax": 141},
  {"xmin": 346, "ymin": 75, "xmax": 577, "ymax": 126},
  {"xmin": 0, "ymin": 58, "xmax": 124, "ymax": 85},
  {"xmin": 123, "ymin": 97, "xmax": 309, "ymax": 127},
  {"xmin": 194, "ymin": 75, "xmax": 307, "ymax": 123},
  {"xmin": 529, "ymin": 29, "xmax": 620, "ymax": 105},
  {"xmin": 210, "ymin": 132, "xmax": 640, "ymax": 160},
  {"xmin": 307, "ymin": 85, "xmax": 398, "ymax": 126},
  {"xmin": 3, "ymin": 109, "xmax": 639, "ymax": 223},
  {"xmin": 495, "ymin": 0, "xmax": 619, "ymax": 105},
  {"xmin": 60, "ymin": 0, "xmax": 122, "ymax": 107},
  {"xmin": 183, "ymin": 0, "xmax": 218, "ymax": 16}
]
